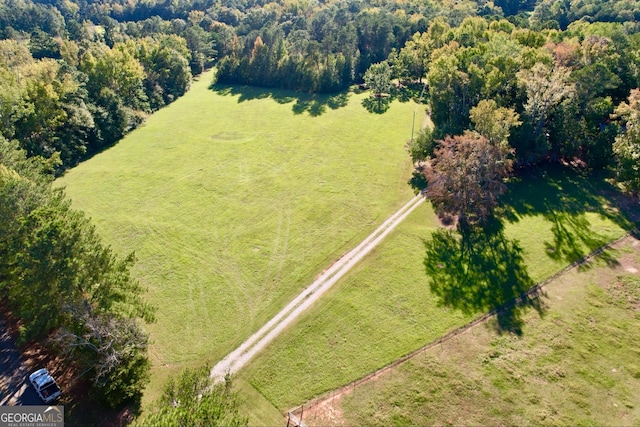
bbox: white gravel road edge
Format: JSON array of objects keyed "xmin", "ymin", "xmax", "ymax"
[{"xmin": 211, "ymin": 194, "xmax": 425, "ymax": 380}]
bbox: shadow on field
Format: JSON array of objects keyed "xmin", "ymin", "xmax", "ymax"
[
  {"xmin": 210, "ymin": 84, "xmax": 349, "ymax": 116},
  {"xmin": 361, "ymin": 95, "xmax": 391, "ymax": 114},
  {"xmin": 358, "ymin": 81, "xmax": 428, "ymax": 114},
  {"xmin": 424, "ymin": 218, "xmax": 545, "ymax": 335},
  {"xmin": 498, "ymin": 164, "xmax": 635, "ymax": 268}
]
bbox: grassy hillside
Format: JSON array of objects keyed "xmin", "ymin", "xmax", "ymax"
[
  {"xmin": 240, "ymin": 165, "xmax": 634, "ymax": 421},
  {"xmin": 56, "ymin": 70, "xmax": 421, "ymax": 401},
  {"xmin": 334, "ymin": 235, "xmax": 640, "ymax": 426}
]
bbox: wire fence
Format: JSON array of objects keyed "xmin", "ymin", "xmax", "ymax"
[{"xmin": 286, "ymin": 228, "xmax": 639, "ymax": 425}]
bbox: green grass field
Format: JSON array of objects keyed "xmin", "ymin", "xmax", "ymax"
[
  {"xmin": 56, "ymin": 70, "xmax": 422, "ymax": 402},
  {"xmin": 57, "ymin": 68, "xmax": 638, "ymax": 423},
  {"xmin": 239, "ymin": 165, "xmax": 635, "ymax": 423},
  {"xmin": 335, "ymin": 235, "xmax": 640, "ymax": 426}
]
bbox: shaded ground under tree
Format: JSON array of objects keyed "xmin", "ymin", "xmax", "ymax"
[
  {"xmin": 499, "ymin": 164, "xmax": 639, "ymax": 267},
  {"xmin": 424, "ymin": 218, "xmax": 545, "ymax": 335},
  {"xmin": 424, "ymin": 163, "xmax": 640, "ymax": 335},
  {"xmin": 210, "ymin": 84, "xmax": 350, "ymax": 117}
]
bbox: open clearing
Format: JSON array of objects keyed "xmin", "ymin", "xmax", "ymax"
[
  {"xmin": 303, "ymin": 233, "xmax": 640, "ymax": 426},
  {"xmin": 56, "ymin": 70, "xmax": 422, "ymax": 402},
  {"xmin": 210, "ymin": 195, "xmax": 425, "ymax": 380},
  {"xmin": 56, "ymin": 69, "xmax": 637, "ymax": 423},
  {"xmin": 238, "ymin": 165, "xmax": 635, "ymax": 424}
]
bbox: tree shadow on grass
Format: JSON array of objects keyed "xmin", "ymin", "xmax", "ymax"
[
  {"xmin": 424, "ymin": 218, "xmax": 545, "ymax": 335},
  {"xmin": 65, "ymin": 390, "xmax": 143, "ymax": 427},
  {"xmin": 497, "ymin": 163, "xmax": 633, "ymax": 269},
  {"xmin": 359, "ymin": 81, "xmax": 428, "ymax": 114},
  {"xmin": 395, "ymin": 81, "xmax": 429, "ymax": 104},
  {"xmin": 543, "ymin": 209, "xmax": 620, "ymax": 270},
  {"xmin": 210, "ymin": 84, "xmax": 349, "ymax": 117},
  {"xmin": 361, "ymin": 95, "xmax": 391, "ymax": 114}
]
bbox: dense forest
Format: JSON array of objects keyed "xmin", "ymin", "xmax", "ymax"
[
  {"xmin": 1, "ymin": 0, "xmax": 639, "ymax": 173},
  {"xmin": 2, "ymin": 0, "xmax": 640, "ymax": 172},
  {"xmin": 2, "ymin": 0, "xmax": 640, "ymax": 420}
]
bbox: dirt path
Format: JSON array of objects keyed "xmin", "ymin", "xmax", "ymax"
[{"xmin": 211, "ymin": 194, "xmax": 425, "ymax": 380}]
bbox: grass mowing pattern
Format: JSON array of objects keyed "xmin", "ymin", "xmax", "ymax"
[
  {"xmin": 339, "ymin": 237, "xmax": 640, "ymax": 426},
  {"xmin": 56, "ymin": 70, "xmax": 421, "ymax": 401},
  {"xmin": 240, "ymin": 165, "xmax": 633, "ymax": 418}
]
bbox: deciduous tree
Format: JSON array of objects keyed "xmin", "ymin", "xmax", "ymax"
[
  {"xmin": 136, "ymin": 367, "xmax": 248, "ymax": 427},
  {"xmin": 364, "ymin": 61, "xmax": 392, "ymax": 97},
  {"xmin": 470, "ymin": 99, "xmax": 521, "ymax": 148},
  {"xmin": 613, "ymin": 89, "xmax": 640, "ymax": 197},
  {"xmin": 517, "ymin": 62, "xmax": 574, "ymax": 145},
  {"xmin": 425, "ymin": 131, "xmax": 513, "ymax": 227}
]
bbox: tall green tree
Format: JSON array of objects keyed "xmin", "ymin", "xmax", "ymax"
[
  {"xmin": 470, "ymin": 99, "xmax": 521, "ymax": 148},
  {"xmin": 183, "ymin": 25, "xmax": 216, "ymax": 75},
  {"xmin": 613, "ymin": 89, "xmax": 640, "ymax": 197},
  {"xmin": 138, "ymin": 36, "xmax": 192, "ymax": 109},
  {"xmin": 427, "ymin": 44, "xmax": 470, "ymax": 137},
  {"xmin": 136, "ymin": 367, "xmax": 248, "ymax": 427},
  {"xmin": 517, "ymin": 62, "xmax": 574, "ymax": 159},
  {"xmin": 81, "ymin": 42, "xmax": 149, "ymax": 113},
  {"xmin": 518, "ymin": 62, "xmax": 574, "ymax": 140},
  {"xmin": 364, "ymin": 61, "xmax": 392, "ymax": 97},
  {"xmin": 9, "ymin": 59, "xmax": 94, "ymax": 170},
  {"xmin": 394, "ymin": 31, "xmax": 432, "ymax": 82}
]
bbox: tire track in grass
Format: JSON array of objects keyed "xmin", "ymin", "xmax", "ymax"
[{"xmin": 211, "ymin": 194, "xmax": 425, "ymax": 380}]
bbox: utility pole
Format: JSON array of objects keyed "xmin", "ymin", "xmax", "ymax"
[{"xmin": 411, "ymin": 110, "xmax": 416, "ymax": 143}]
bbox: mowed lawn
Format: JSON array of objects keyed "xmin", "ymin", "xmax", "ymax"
[
  {"xmin": 56, "ymin": 70, "xmax": 420, "ymax": 401},
  {"xmin": 337, "ymin": 236, "xmax": 640, "ymax": 426},
  {"xmin": 239, "ymin": 165, "xmax": 635, "ymax": 423}
]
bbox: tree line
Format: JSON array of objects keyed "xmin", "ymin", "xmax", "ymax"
[
  {"xmin": 386, "ymin": 16, "xmax": 640, "ymax": 225},
  {"xmin": 215, "ymin": 3, "xmax": 429, "ymax": 92},
  {"xmin": 0, "ymin": 0, "xmax": 217, "ymax": 174},
  {"xmin": 2, "ymin": 0, "xmax": 638, "ymax": 174},
  {"xmin": 0, "ymin": 34, "xmax": 200, "ymax": 174},
  {"xmin": 0, "ymin": 137, "xmax": 154, "ymax": 407}
]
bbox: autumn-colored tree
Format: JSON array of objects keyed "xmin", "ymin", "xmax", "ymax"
[{"xmin": 425, "ymin": 131, "xmax": 513, "ymax": 227}]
